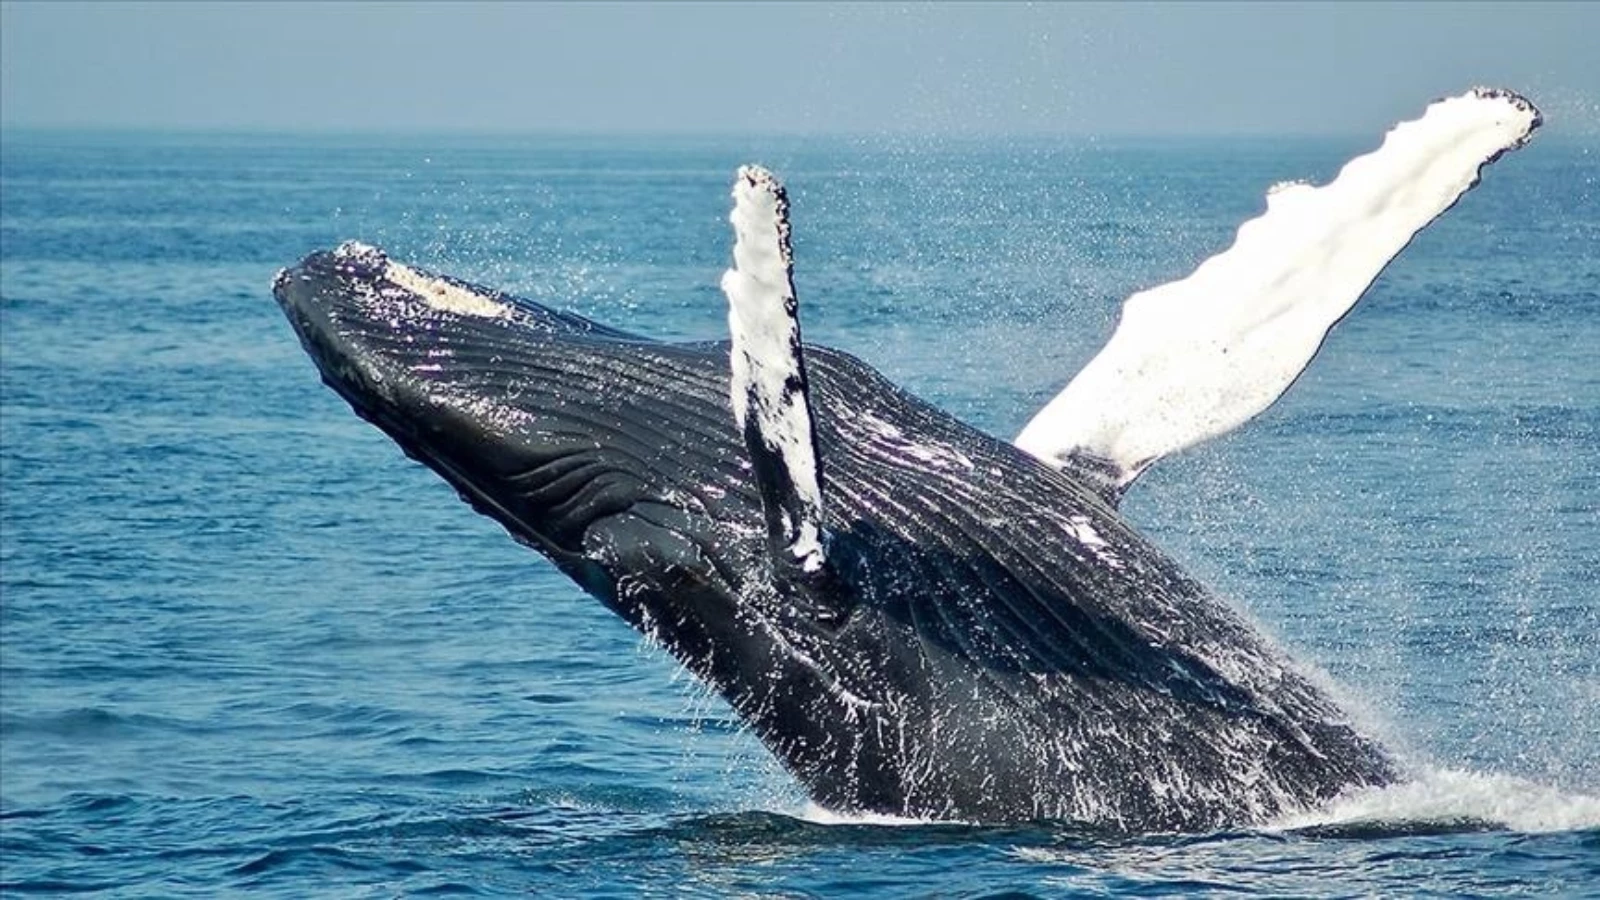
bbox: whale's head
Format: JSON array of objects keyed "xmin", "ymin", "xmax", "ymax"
[
  {"xmin": 273, "ymin": 240, "xmax": 769, "ymax": 594},
  {"xmin": 271, "ymin": 242, "xmax": 848, "ymax": 720}
]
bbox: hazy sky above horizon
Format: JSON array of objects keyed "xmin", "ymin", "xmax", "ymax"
[{"xmin": 3, "ymin": 2, "xmax": 1596, "ymax": 136}]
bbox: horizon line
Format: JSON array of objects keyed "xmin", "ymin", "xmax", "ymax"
[{"xmin": 0, "ymin": 122, "xmax": 1438, "ymax": 142}]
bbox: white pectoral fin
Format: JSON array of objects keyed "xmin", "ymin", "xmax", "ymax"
[
  {"xmin": 721, "ymin": 165, "xmax": 828, "ymax": 573},
  {"xmin": 1015, "ymin": 87, "xmax": 1541, "ymax": 501}
]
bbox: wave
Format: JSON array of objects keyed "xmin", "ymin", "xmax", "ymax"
[
  {"xmin": 798, "ymin": 802, "xmax": 952, "ymax": 828},
  {"xmin": 1272, "ymin": 767, "xmax": 1600, "ymax": 835},
  {"xmin": 789, "ymin": 767, "xmax": 1600, "ymax": 838}
]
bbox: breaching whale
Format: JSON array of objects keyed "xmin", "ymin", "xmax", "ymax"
[{"xmin": 271, "ymin": 88, "xmax": 1539, "ymax": 831}]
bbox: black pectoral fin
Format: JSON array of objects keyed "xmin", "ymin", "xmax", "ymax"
[{"xmin": 720, "ymin": 165, "xmax": 830, "ymax": 576}]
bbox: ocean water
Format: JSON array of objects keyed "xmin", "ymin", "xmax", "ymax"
[{"xmin": 1, "ymin": 128, "xmax": 1596, "ymax": 896}]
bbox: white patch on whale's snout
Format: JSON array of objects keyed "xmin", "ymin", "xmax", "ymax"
[
  {"xmin": 386, "ymin": 261, "xmax": 512, "ymax": 319},
  {"xmin": 334, "ymin": 241, "xmax": 512, "ymax": 319}
]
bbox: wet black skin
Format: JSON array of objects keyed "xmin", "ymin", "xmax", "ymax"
[{"xmin": 273, "ymin": 246, "xmax": 1397, "ymax": 831}]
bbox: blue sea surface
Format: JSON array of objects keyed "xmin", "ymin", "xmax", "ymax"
[{"xmin": 2, "ymin": 128, "xmax": 1596, "ymax": 896}]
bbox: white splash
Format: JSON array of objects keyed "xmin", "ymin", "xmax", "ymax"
[
  {"xmin": 1273, "ymin": 767, "xmax": 1600, "ymax": 834},
  {"xmin": 797, "ymin": 802, "xmax": 949, "ymax": 826},
  {"xmin": 1016, "ymin": 87, "xmax": 1541, "ymax": 492}
]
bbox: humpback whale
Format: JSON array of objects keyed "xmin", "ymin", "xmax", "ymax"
[{"xmin": 271, "ymin": 88, "xmax": 1539, "ymax": 831}]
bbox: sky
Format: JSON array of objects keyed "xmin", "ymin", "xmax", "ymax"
[{"xmin": 2, "ymin": 1, "xmax": 1596, "ymax": 136}]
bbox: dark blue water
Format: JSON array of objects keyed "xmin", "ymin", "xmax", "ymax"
[{"xmin": 2, "ymin": 129, "xmax": 1596, "ymax": 896}]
